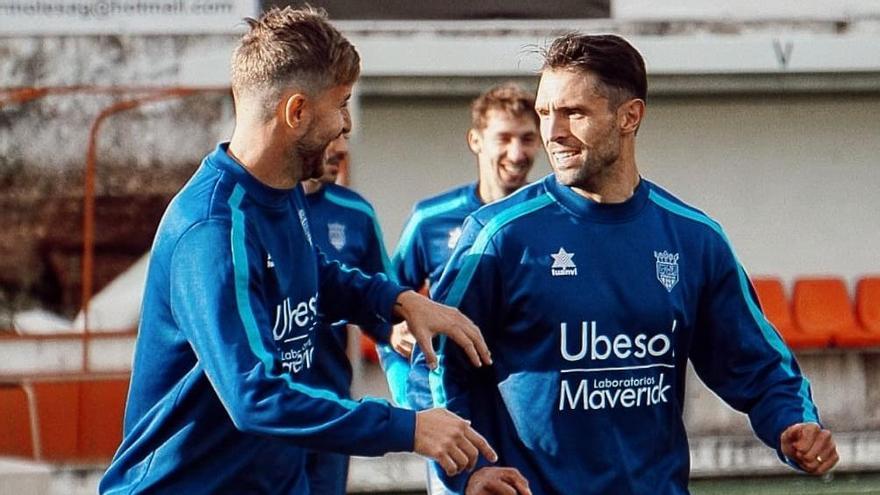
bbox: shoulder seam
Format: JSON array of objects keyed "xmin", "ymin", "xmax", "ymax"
[
  {"xmin": 445, "ymin": 193, "xmax": 554, "ymax": 307},
  {"xmin": 324, "ymin": 188, "xmax": 375, "ymax": 216}
]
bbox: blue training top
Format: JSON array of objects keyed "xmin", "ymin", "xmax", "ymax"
[
  {"xmin": 417, "ymin": 174, "xmax": 819, "ymax": 495},
  {"xmin": 302, "ymin": 183, "xmax": 393, "ymax": 398},
  {"xmin": 384, "ymin": 183, "xmax": 483, "ymax": 410},
  {"xmin": 100, "ymin": 143, "xmax": 415, "ymax": 495}
]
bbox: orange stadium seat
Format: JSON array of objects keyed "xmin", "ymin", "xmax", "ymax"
[
  {"xmin": 752, "ymin": 277, "xmax": 829, "ymax": 348},
  {"xmin": 0, "ymin": 384, "xmax": 35, "ymax": 458},
  {"xmin": 793, "ymin": 277, "xmax": 877, "ymax": 347},
  {"xmin": 78, "ymin": 379, "xmax": 129, "ymax": 461},
  {"xmin": 31, "ymin": 381, "xmax": 80, "ymax": 462},
  {"xmin": 855, "ymin": 276, "xmax": 880, "ymax": 343}
]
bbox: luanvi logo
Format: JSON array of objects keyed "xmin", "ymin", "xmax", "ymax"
[
  {"xmin": 550, "ymin": 247, "xmax": 577, "ymax": 277},
  {"xmin": 447, "ymin": 226, "xmax": 462, "ymax": 249},
  {"xmin": 298, "ymin": 209, "xmax": 313, "ymax": 246}
]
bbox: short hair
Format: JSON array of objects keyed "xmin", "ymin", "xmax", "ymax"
[
  {"xmin": 542, "ymin": 33, "xmax": 647, "ymax": 107},
  {"xmin": 470, "ymin": 82, "xmax": 539, "ymax": 131},
  {"xmin": 231, "ymin": 6, "xmax": 360, "ymax": 120}
]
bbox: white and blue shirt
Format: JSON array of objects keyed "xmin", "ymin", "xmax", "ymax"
[
  {"xmin": 100, "ymin": 143, "xmax": 414, "ymax": 495},
  {"xmin": 418, "ymin": 174, "xmax": 819, "ymax": 494}
]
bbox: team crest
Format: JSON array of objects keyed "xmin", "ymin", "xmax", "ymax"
[
  {"xmin": 654, "ymin": 250, "xmax": 679, "ymax": 292},
  {"xmin": 447, "ymin": 226, "xmax": 463, "ymax": 249},
  {"xmin": 328, "ymin": 222, "xmax": 346, "ymax": 251}
]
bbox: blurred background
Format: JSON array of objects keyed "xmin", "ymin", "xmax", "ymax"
[{"xmin": 1, "ymin": 0, "xmax": 879, "ymax": 493}]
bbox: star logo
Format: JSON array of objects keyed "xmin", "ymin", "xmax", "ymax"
[
  {"xmin": 447, "ymin": 226, "xmax": 463, "ymax": 249},
  {"xmin": 550, "ymin": 247, "xmax": 577, "ymax": 276}
]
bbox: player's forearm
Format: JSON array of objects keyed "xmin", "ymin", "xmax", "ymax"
[{"xmin": 318, "ymin": 255, "xmax": 407, "ymax": 327}]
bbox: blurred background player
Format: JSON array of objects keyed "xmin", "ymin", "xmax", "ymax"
[
  {"xmin": 420, "ymin": 33, "xmax": 839, "ymax": 494},
  {"xmin": 384, "ymin": 82, "xmax": 540, "ymax": 493},
  {"xmin": 99, "ymin": 7, "xmax": 497, "ymax": 494},
  {"xmin": 300, "ymin": 132, "xmax": 415, "ymax": 495}
]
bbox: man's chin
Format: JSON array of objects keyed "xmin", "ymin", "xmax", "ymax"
[{"xmin": 302, "ymin": 154, "xmax": 324, "ymax": 180}]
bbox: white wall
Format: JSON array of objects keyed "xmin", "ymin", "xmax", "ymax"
[
  {"xmin": 351, "ymin": 95, "xmax": 551, "ymax": 244},
  {"xmin": 351, "ymin": 93, "xmax": 880, "ymax": 284},
  {"xmin": 639, "ymin": 94, "xmax": 880, "ymax": 283}
]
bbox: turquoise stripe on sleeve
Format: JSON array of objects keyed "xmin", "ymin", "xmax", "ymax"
[
  {"xmin": 445, "ymin": 194, "xmax": 554, "ymax": 307},
  {"xmin": 378, "ymin": 345, "xmax": 411, "ymax": 408},
  {"xmin": 648, "ymin": 189, "xmax": 818, "ymax": 423},
  {"xmin": 324, "ymin": 189, "xmax": 393, "ymax": 276},
  {"xmin": 391, "ymin": 195, "xmax": 469, "ymax": 272},
  {"xmin": 227, "ymin": 185, "xmax": 359, "ymax": 409},
  {"xmin": 430, "ymin": 194, "xmax": 555, "ymax": 408}
]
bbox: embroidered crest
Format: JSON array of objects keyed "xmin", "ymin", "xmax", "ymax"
[
  {"xmin": 654, "ymin": 250, "xmax": 680, "ymax": 292},
  {"xmin": 328, "ymin": 222, "xmax": 346, "ymax": 251}
]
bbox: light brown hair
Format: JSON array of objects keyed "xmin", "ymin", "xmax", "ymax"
[
  {"xmin": 231, "ymin": 6, "xmax": 360, "ymax": 120},
  {"xmin": 470, "ymin": 82, "xmax": 539, "ymax": 131}
]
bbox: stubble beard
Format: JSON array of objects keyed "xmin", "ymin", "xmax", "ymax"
[
  {"xmin": 555, "ymin": 132, "xmax": 621, "ymax": 192},
  {"xmin": 292, "ymin": 136, "xmax": 328, "ymax": 181}
]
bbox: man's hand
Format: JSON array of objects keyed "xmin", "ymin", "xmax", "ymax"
[
  {"xmin": 780, "ymin": 423, "xmax": 839, "ymax": 474},
  {"xmin": 466, "ymin": 467, "xmax": 532, "ymax": 495},
  {"xmin": 390, "ymin": 321, "xmax": 416, "ymax": 360},
  {"xmin": 394, "ymin": 290, "xmax": 491, "ymax": 369},
  {"xmin": 414, "ymin": 408, "xmax": 498, "ymax": 476}
]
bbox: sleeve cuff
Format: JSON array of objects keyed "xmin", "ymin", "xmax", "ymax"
[
  {"xmin": 375, "ymin": 278, "xmax": 408, "ymax": 324},
  {"xmin": 385, "ymin": 405, "xmax": 417, "ymax": 452},
  {"xmin": 363, "ymin": 322, "xmax": 392, "ymax": 344}
]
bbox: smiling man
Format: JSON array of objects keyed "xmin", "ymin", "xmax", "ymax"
[
  {"xmin": 384, "ymin": 83, "xmax": 539, "ymax": 494},
  {"xmin": 387, "ymin": 82, "xmax": 540, "ymax": 405},
  {"xmin": 418, "ymin": 33, "xmax": 838, "ymax": 495},
  {"xmin": 99, "ymin": 7, "xmax": 497, "ymax": 494}
]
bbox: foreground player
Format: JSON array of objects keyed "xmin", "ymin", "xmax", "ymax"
[
  {"xmin": 99, "ymin": 7, "xmax": 496, "ymax": 494},
  {"xmin": 382, "ymin": 83, "xmax": 540, "ymax": 410},
  {"xmin": 422, "ymin": 34, "xmax": 838, "ymax": 494},
  {"xmin": 301, "ymin": 133, "xmax": 414, "ymax": 495}
]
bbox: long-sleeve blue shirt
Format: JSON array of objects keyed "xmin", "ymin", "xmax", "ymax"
[
  {"xmin": 418, "ymin": 174, "xmax": 819, "ymax": 495},
  {"xmin": 302, "ymin": 183, "xmax": 392, "ymax": 398},
  {"xmin": 385, "ymin": 183, "xmax": 483, "ymax": 409},
  {"xmin": 100, "ymin": 143, "xmax": 415, "ymax": 495}
]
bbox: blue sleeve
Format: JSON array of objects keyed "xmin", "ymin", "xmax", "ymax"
[
  {"xmin": 689, "ymin": 234, "xmax": 820, "ymax": 462},
  {"xmin": 316, "ymin": 248, "xmax": 405, "ymax": 337},
  {"xmin": 391, "ymin": 210, "xmax": 429, "ymax": 291},
  {"xmin": 355, "ymin": 212, "xmax": 411, "ymax": 407},
  {"xmin": 358, "ymin": 212, "xmax": 394, "ymax": 344},
  {"xmin": 413, "ymin": 215, "xmax": 502, "ymax": 490},
  {"xmin": 378, "ymin": 345, "xmax": 412, "ymax": 408},
  {"xmin": 169, "ymin": 220, "xmax": 415, "ymax": 456}
]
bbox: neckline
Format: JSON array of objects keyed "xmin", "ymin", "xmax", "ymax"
[{"xmin": 543, "ymin": 174, "xmax": 650, "ymax": 223}]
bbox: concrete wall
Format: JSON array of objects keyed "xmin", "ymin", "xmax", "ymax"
[{"xmin": 351, "ymin": 93, "xmax": 880, "ymax": 284}]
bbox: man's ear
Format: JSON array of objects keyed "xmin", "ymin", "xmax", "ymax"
[
  {"xmin": 283, "ymin": 93, "xmax": 309, "ymax": 131},
  {"xmin": 618, "ymin": 98, "xmax": 646, "ymax": 135},
  {"xmin": 467, "ymin": 128, "xmax": 483, "ymax": 155}
]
